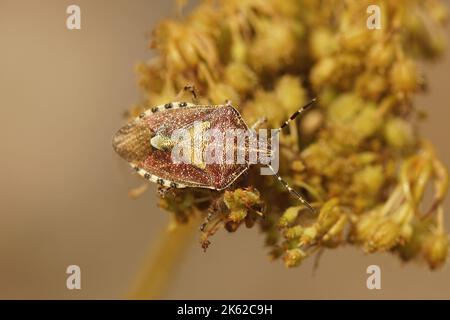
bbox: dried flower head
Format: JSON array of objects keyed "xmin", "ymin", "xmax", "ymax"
[{"xmin": 127, "ymin": 0, "xmax": 449, "ymax": 269}]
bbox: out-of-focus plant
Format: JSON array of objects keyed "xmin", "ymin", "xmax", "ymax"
[{"xmin": 129, "ymin": 0, "xmax": 449, "ymax": 270}]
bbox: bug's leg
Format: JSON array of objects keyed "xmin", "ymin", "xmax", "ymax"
[
  {"xmin": 175, "ymin": 84, "xmax": 198, "ymax": 103},
  {"xmin": 274, "ymin": 98, "xmax": 317, "ymax": 133},
  {"xmin": 122, "ymin": 105, "xmax": 142, "ymax": 120},
  {"xmin": 224, "ymin": 99, "xmax": 232, "ymax": 107},
  {"xmin": 199, "ymin": 199, "xmax": 225, "ymax": 251},
  {"xmin": 312, "ymin": 247, "xmax": 325, "ymax": 276},
  {"xmin": 266, "ymin": 164, "xmax": 315, "ymax": 214},
  {"xmin": 251, "ymin": 117, "xmax": 268, "ymax": 130},
  {"xmin": 157, "ymin": 186, "xmax": 173, "ymax": 197},
  {"xmin": 128, "ymin": 183, "xmax": 149, "ymax": 199},
  {"xmin": 199, "ymin": 209, "xmax": 215, "ymax": 234}
]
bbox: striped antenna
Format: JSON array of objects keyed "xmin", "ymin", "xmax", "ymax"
[
  {"xmin": 267, "ymin": 165, "xmax": 315, "ymax": 213},
  {"xmin": 268, "ymin": 98, "xmax": 317, "ymax": 213},
  {"xmin": 275, "ymin": 98, "xmax": 317, "ymax": 133}
]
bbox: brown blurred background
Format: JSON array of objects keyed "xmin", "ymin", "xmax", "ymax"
[{"xmin": 0, "ymin": 0, "xmax": 449, "ymax": 299}]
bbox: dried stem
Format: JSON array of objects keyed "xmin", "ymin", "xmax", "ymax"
[{"xmin": 128, "ymin": 216, "xmax": 200, "ymax": 299}]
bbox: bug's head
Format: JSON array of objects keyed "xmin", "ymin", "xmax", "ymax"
[
  {"xmin": 112, "ymin": 120, "xmax": 153, "ymax": 163},
  {"xmin": 150, "ymin": 134, "xmax": 176, "ymax": 151}
]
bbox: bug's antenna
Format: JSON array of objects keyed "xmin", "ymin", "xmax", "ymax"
[
  {"xmin": 266, "ymin": 97, "xmax": 317, "ymax": 213},
  {"xmin": 266, "ymin": 164, "xmax": 315, "ymax": 213},
  {"xmin": 275, "ymin": 98, "xmax": 317, "ymax": 133}
]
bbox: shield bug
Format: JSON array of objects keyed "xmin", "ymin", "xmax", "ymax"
[{"xmin": 112, "ymin": 86, "xmax": 316, "ymax": 212}]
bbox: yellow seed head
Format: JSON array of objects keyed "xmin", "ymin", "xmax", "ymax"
[
  {"xmin": 365, "ymin": 218, "xmax": 401, "ymax": 252},
  {"xmin": 353, "ymin": 210, "xmax": 383, "ymax": 244},
  {"xmin": 367, "ymin": 42, "xmax": 395, "ymax": 70},
  {"xmin": 384, "ymin": 117, "xmax": 415, "ymax": 149},
  {"xmin": 224, "ymin": 62, "xmax": 258, "ymax": 93},
  {"xmin": 284, "ymin": 225, "xmax": 304, "ymax": 239},
  {"xmin": 423, "ymin": 233, "xmax": 449, "ymax": 269},
  {"xmin": 228, "ymin": 209, "xmax": 247, "ymax": 223},
  {"xmin": 390, "ymin": 58, "xmax": 420, "ymax": 95},
  {"xmin": 279, "ymin": 206, "xmax": 301, "ymax": 228},
  {"xmin": 316, "ymin": 198, "xmax": 341, "ymax": 234},
  {"xmin": 310, "ymin": 57, "xmax": 338, "ymax": 89},
  {"xmin": 283, "ymin": 248, "xmax": 306, "ymax": 268},
  {"xmin": 275, "ymin": 75, "xmax": 306, "ymax": 115},
  {"xmin": 323, "ymin": 215, "xmax": 348, "ymax": 242},
  {"xmin": 300, "ymin": 226, "xmax": 318, "ymax": 245},
  {"xmin": 309, "ymin": 28, "xmax": 337, "ymax": 59}
]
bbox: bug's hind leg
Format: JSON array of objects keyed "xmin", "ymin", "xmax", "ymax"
[
  {"xmin": 199, "ymin": 199, "xmax": 226, "ymax": 251},
  {"xmin": 175, "ymin": 84, "xmax": 198, "ymax": 103}
]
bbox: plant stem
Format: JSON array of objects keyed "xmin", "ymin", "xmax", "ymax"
[{"xmin": 128, "ymin": 217, "xmax": 200, "ymax": 299}]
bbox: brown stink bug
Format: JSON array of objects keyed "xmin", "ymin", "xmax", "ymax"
[{"xmin": 112, "ymin": 86, "xmax": 316, "ymax": 212}]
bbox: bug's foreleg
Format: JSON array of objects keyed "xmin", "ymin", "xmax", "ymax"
[
  {"xmin": 251, "ymin": 117, "xmax": 268, "ymax": 130},
  {"xmin": 128, "ymin": 183, "xmax": 149, "ymax": 199},
  {"xmin": 175, "ymin": 84, "xmax": 198, "ymax": 103},
  {"xmin": 157, "ymin": 186, "xmax": 173, "ymax": 198}
]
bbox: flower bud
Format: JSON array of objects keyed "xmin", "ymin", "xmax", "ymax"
[
  {"xmin": 423, "ymin": 232, "xmax": 449, "ymax": 269},
  {"xmin": 399, "ymin": 223, "xmax": 413, "ymax": 244},
  {"xmin": 390, "ymin": 58, "xmax": 420, "ymax": 95},
  {"xmin": 177, "ymin": 37, "xmax": 200, "ymax": 67},
  {"xmin": 316, "ymin": 198, "xmax": 341, "ymax": 234},
  {"xmin": 208, "ymin": 83, "xmax": 239, "ymax": 105},
  {"xmin": 284, "ymin": 225, "xmax": 304, "ymax": 239},
  {"xmin": 283, "ymin": 248, "xmax": 306, "ymax": 268},
  {"xmin": 301, "ymin": 110, "xmax": 323, "ymax": 136},
  {"xmin": 339, "ymin": 26, "xmax": 370, "ymax": 52},
  {"xmin": 249, "ymin": 19, "xmax": 296, "ymax": 72},
  {"xmin": 327, "ymin": 93, "xmax": 364, "ymax": 124},
  {"xmin": 291, "ymin": 160, "xmax": 305, "ymax": 173},
  {"xmin": 166, "ymin": 42, "xmax": 188, "ymax": 71},
  {"xmin": 352, "ymin": 165, "xmax": 384, "ymax": 198},
  {"xmin": 279, "ymin": 206, "xmax": 301, "ymax": 228},
  {"xmin": 310, "ymin": 28, "xmax": 337, "ymax": 59},
  {"xmin": 351, "ymin": 104, "xmax": 382, "ymax": 140},
  {"xmin": 275, "ymin": 76, "xmax": 306, "ymax": 115},
  {"xmin": 224, "ymin": 188, "xmax": 260, "ymax": 210},
  {"xmin": 367, "ymin": 42, "xmax": 395, "ymax": 70},
  {"xmin": 228, "ymin": 209, "xmax": 247, "ymax": 223},
  {"xmin": 310, "ymin": 57, "xmax": 338, "ymax": 89},
  {"xmin": 365, "ymin": 218, "xmax": 401, "ymax": 252},
  {"xmin": 323, "ymin": 215, "xmax": 348, "ymax": 242},
  {"xmin": 429, "ymin": 1, "xmax": 449, "ymax": 24},
  {"xmin": 225, "ymin": 62, "xmax": 258, "ymax": 93},
  {"xmin": 352, "ymin": 210, "xmax": 383, "ymax": 244},
  {"xmin": 355, "ymin": 72, "xmax": 388, "ymax": 100},
  {"xmin": 300, "ymin": 226, "xmax": 317, "ymax": 245},
  {"xmin": 384, "ymin": 117, "xmax": 415, "ymax": 149}
]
